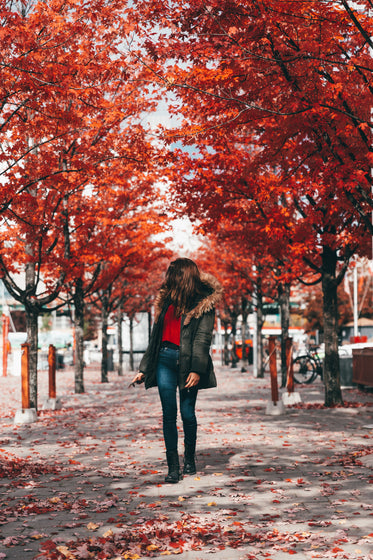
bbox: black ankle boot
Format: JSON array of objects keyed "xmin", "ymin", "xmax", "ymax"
[
  {"xmin": 165, "ymin": 451, "xmax": 182, "ymax": 483},
  {"xmin": 183, "ymin": 445, "xmax": 196, "ymax": 475}
]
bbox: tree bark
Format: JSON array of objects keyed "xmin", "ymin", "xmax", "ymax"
[
  {"xmin": 230, "ymin": 312, "xmax": 239, "ymax": 368},
  {"xmin": 101, "ymin": 293, "xmax": 109, "ymax": 383},
  {"xmin": 25, "ymin": 304, "xmax": 39, "ymax": 410},
  {"xmin": 73, "ymin": 278, "xmax": 85, "ymax": 394},
  {"xmin": 279, "ymin": 282, "xmax": 291, "ymax": 387},
  {"xmin": 222, "ymin": 321, "xmax": 230, "ymax": 365},
  {"xmin": 241, "ymin": 296, "xmax": 248, "ymax": 370},
  {"xmin": 117, "ymin": 306, "xmax": 123, "ymax": 376},
  {"xmin": 129, "ymin": 315, "xmax": 134, "ymax": 371},
  {"xmin": 24, "ymin": 254, "xmax": 39, "ymax": 409},
  {"xmin": 256, "ymin": 284, "xmax": 265, "ymax": 378},
  {"xmin": 148, "ymin": 310, "xmax": 152, "ymax": 342},
  {"xmin": 322, "ymin": 246, "xmax": 344, "ymax": 406}
]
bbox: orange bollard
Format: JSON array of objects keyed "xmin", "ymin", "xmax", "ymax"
[
  {"xmin": 2, "ymin": 314, "xmax": 9, "ymax": 377},
  {"xmin": 286, "ymin": 337, "xmax": 294, "ymax": 393},
  {"xmin": 48, "ymin": 345, "xmax": 56, "ymax": 399},
  {"xmin": 14, "ymin": 341, "xmax": 37, "ymax": 423},
  {"xmin": 21, "ymin": 343, "xmax": 30, "ymax": 409},
  {"xmin": 269, "ymin": 335, "xmax": 279, "ymax": 404}
]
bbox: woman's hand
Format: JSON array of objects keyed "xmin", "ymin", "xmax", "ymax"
[
  {"xmin": 129, "ymin": 372, "xmax": 145, "ymax": 387},
  {"xmin": 185, "ymin": 372, "xmax": 200, "ymax": 389}
]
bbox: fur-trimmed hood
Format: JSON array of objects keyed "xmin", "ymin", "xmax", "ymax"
[{"xmin": 153, "ymin": 272, "xmax": 223, "ymax": 326}]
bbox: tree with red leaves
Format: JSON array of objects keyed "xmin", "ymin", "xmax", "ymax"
[
  {"xmin": 130, "ymin": 0, "xmax": 373, "ymax": 405},
  {"xmin": 0, "ymin": 0, "xmax": 163, "ymax": 409}
]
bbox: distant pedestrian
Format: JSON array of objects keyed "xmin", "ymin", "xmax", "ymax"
[{"xmin": 131, "ymin": 258, "xmax": 222, "ymax": 483}]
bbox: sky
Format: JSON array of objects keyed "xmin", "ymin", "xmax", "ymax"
[
  {"xmin": 145, "ymin": 98, "xmax": 203, "ymax": 256},
  {"xmin": 170, "ymin": 216, "xmax": 202, "ymax": 256}
]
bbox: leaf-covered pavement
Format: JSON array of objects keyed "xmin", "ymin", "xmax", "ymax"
[{"xmin": 0, "ymin": 364, "xmax": 372, "ymax": 559}]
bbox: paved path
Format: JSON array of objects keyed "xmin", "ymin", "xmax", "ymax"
[{"xmin": 0, "ymin": 363, "xmax": 372, "ymax": 559}]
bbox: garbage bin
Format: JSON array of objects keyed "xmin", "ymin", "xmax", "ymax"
[
  {"xmin": 352, "ymin": 348, "xmax": 373, "ymax": 387},
  {"xmin": 339, "ymin": 355, "xmax": 354, "ymax": 387}
]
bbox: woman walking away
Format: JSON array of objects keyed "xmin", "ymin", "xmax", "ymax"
[{"xmin": 131, "ymin": 258, "xmax": 222, "ymax": 484}]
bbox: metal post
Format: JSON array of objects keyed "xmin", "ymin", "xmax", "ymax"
[{"xmin": 353, "ymin": 265, "xmax": 358, "ymax": 338}]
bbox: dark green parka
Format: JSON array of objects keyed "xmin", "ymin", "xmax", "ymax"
[{"xmin": 139, "ymin": 273, "xmax": 223, "ymax": 391}]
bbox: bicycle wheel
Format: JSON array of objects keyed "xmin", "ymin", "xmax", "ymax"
[{"xmin": 292, "ymin": 355, "xmax": 317, "ymax": 384}]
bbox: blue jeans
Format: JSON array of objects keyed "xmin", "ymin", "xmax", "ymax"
[{"xmin": 156, "ymin": 347, "xmax": 198, "ymax": 453}]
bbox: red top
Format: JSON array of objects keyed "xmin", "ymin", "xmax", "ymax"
[{"xmin": 162, "ymin": 304, "xmax": 181, "ymax": 346}]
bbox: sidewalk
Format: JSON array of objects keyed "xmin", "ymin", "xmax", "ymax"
[{"xmin": 0, "ymin": 363, "xmax": 372, "ymax": 560}]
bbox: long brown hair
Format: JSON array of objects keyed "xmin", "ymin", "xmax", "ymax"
[{"xmin": 162, "ymin": 258, "xmax": 204, "ymax": 316}]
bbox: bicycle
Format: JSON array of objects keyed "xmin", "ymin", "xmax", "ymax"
[{"xmin": 292, "ymin": 347, "xmax": 323, "ymax": 384}]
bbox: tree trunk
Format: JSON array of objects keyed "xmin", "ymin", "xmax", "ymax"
[
  {"xmin": 322, "ymin": 246, "xmax": 343, "ymax": 406},
  {"xmin": 279, "ymin": 282, "xmax": 291, "ymax": 387},
  {"xmin": 230, "ymin": 313, "xmax": 239, "ymax": 368},
  {"xmin": 148, "ymin": 310, "xmax": 152, "ymax": 342},
  {"xmin": 241, "ymin": 296, "xmax": 248, "ymax": 371},
  {"xmin": 24, "ymin": 255, "xmax": 39, "ymax": 410},
  {"xmin": 25, "ymin": 304, "xmax": 39, "ymax": 410},
  {"xmin": 101, "ymin": 295, "xmax": 109, "ymax": 383},
  {"xmin": 117, "ymin": 306, "xmax": 123, "ymax": 376},
  {"xmin": 256, "ymin": 286, "xmax": 265, "ymax": 378},
  {"xmin": 129, "ymin": 315, "xmax": 134, "ymax": 371},
  {"xmin": 73, "ymin": 278, "xmax": 85, "ymax": 394},
  {"xmin": 223, "ymin": 321, "xmax": 230, "ymax": 365}
]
